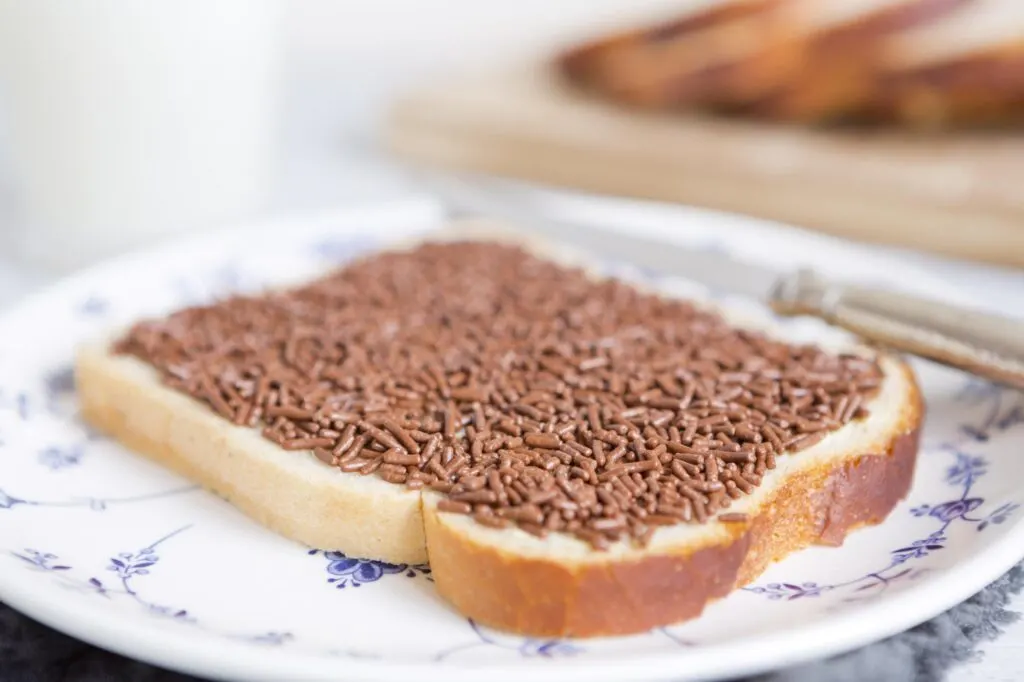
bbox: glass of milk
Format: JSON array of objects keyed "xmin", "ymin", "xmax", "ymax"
[{"xmin": 0, "ymin": 0, "xmax": 283, "ymax": 271}]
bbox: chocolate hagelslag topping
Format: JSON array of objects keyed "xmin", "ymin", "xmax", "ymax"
[{"xmin": 115, "ymin": 241, "xmax": 884, "ymax": 549}]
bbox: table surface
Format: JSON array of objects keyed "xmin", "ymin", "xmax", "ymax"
[{"xmin": 0, "ymin": 67, "xmax": 1022, "ymax": 682}]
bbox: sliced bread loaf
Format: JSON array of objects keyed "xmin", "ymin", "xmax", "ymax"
[{"xmin": 556, "ymin": 0, "xmax": 963, "ymax": 115}]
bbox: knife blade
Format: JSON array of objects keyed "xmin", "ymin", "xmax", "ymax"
[
  {"xmin": 518, "ymin": 214, "xmax": 781, "ymax": 300},
  {"xmin": 420, "ymin": 170, "xmax": 1024, "ymax": 390},
  {"xmin": 421, "ymin": 169, "xmax": 780, "ymax": 298}
]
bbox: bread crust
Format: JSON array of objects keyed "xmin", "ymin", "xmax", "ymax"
[{"xmin": 423, "ymin": 362, "xmax": 922, "ymax": 637}]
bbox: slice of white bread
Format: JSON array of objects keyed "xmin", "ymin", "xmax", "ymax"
[{"xmin": 76, "ymin": 225, "xmax": 923, "ymax": 637}]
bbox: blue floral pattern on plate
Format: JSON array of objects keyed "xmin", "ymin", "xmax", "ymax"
[
  {"xmin": 308, "ymin": 549, "xmax": 431, "ymax": 588},
  {"xmin": 12, "ymin": 526, "xmax": 291, "ymax": 642}
]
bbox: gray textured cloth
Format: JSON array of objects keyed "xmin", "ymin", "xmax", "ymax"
[
  {"xmin": 757, "ymin": 564, "xmax": 1024, "ymax": 682},
  {"xmin": 2, "ymin": 564, "xmax": 1022, "ymax": 682}
]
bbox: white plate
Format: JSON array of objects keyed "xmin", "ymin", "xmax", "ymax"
[{"xmin": 0, "ymin": 197, "xmax": 1022, "ymax": 682}]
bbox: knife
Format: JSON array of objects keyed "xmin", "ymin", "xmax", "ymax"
[{"xmin": 422, "ymin": 171, "xmax": 1024, "ymax": 390}]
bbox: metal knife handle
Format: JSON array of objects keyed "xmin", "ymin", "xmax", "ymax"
[{"xmin": 770, "ymin": 270, "xmax": 1024, "ymax": 390}]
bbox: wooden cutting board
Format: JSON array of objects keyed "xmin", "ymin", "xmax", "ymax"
[{"xmin": 385, "ymin": 67, "xmax": 1024, "ymax": 268}]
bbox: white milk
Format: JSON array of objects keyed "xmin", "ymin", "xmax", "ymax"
[{"xmin": 0, "ymin": 0, "xmax": 283, "ymax": 271}]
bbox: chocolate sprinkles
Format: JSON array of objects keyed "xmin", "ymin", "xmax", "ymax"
[{"xmin": 115, "ymin": 241, "xmax": 884, "ymax": 550}]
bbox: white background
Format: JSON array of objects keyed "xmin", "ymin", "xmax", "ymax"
[{"xmin": 0, "ymin": 2, "xmax": 1022, "ymax": 680}]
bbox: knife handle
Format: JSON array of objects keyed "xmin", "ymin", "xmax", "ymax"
[{"xmin": 769, "ymin": 270, "xmax": 1024, "ymax": 390}]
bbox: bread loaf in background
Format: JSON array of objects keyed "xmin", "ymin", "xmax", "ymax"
[{"xmin": 558, "ymin": 0, "xmax": 1024, "ymax": 128}]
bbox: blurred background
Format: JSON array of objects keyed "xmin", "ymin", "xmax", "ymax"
[
  {"xmin": 0, "ymin": 3, "xmax": 1022, "ymax": 679},
  {"xmin": 0, "ymin": 0, "xmax": 673, "ymax": 274},
  {"xmin": 0, "ymin": 0, "xmax": 1022, "ymax": 281}
]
